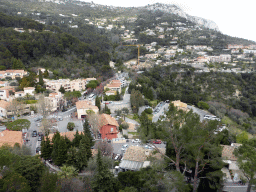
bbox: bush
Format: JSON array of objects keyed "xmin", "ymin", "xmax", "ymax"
[
  {"xmin": 67, "ymin": 122, "xmax": 75, "ymax": 131},
  {"xmin": 197, "ymin": 101, "xmax": 210, "ymax": 110},
  {"xmin": 144, "ymin": 108, "xmax": 153, "ymax": 114}
]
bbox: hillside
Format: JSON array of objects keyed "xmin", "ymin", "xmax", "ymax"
[{"xmin": 0, "ymin": 12, "xmax": 114, "ymax": 79}]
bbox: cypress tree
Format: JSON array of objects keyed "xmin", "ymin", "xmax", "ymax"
[
  {"xmin": 83, "ymin": 119, "xmax": 93, "ymax": 147},
  {"xmin": 76, "ymin": 135, "xmax": 91, "ymax": 171},
  {"xmin": 39, "ymin": 69, "xmax": 44, "ymax": 86}
]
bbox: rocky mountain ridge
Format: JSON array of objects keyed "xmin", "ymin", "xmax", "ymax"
[{"xmin": 145, "ymin": 3, "xmax": 219, "ymax": 31}]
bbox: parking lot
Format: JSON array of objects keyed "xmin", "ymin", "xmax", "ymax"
[{"xmin": 111, "ymin": 139, "xmax": 166, "ymax": 156}]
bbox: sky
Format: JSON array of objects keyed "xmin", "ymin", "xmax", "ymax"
[{"xmin": 88, "ymin": 0, "xmax": 256, "ymax": 43}]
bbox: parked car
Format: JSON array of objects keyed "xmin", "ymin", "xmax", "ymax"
[
  {"xmin": 38, "ymin": 136, "xmax": 42, "ymax": 141},
  {"xmin": 32, "ymin": 130, "xmax": 37, "ymax": 137},
  {"xmin": 165, "ymin": 100, "xmax": 170, "ymax": 103},
  {"xmin": 36, "ymin": 147, "xmax": 41, "ymax": 154},
  {"xmin": 38, "ymin": 132, "xmax": 43, "ymax": 137},
  {"xmin": 153, "ymin": 140, "xmax": 162, "ymax": 144}
]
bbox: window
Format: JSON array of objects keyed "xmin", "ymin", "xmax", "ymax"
[{"xmin": 111, "ymin": 128, "xmax": 113, "ymax": 132}]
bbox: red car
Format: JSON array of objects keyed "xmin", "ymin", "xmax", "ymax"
[{"xmin": 153, "ymin": 140, "xmax": 162, "ymax": 144}]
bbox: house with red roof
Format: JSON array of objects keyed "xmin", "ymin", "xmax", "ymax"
[{"xmin": 99, "ymin": 114, "xmax": 119, "ymax": 140}]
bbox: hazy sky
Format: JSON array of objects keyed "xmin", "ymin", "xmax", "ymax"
[{"xmin": 89, "ymin": 0, "xmax": 256, "ymax": 43}]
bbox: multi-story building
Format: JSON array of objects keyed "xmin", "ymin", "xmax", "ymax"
[
  {"xmin": 46, "ymin": 92, "xmax": 63, "ymax": 111},
  {"xmin": 0, "ymin": 70, "xmax": 27, "ymax": 79},
  {"xmin": 0, "ymin": 100, "xmax": 9, "ymax": 118},
  {"xmin": 76, "ymin": 100, "xmax": 99, "ymax": 119},
  {"xmin": 209, "ymin": 54, "xmax": 231, "ymax": 63},
  {"xmin": 45, "ymin": 79, "xmax": 71, "ymax": 92},
  {"xmin": 0, "ymin": 87, "xmax": 15, "ymax": 101},
  {"xmin": 70, "ymin": 79, "xmax": 86, "ymax": 91},
  {"xmin": 24, "ymin": 87, "xmax": 35, "ymax": 96},
  {"xmin": 104, "ymin": 80, "xmax": 122, "ymax": 93}
]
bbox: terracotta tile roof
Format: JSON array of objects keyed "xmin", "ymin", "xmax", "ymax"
[
  {"xmin": 0, "ymin": 71, "xmax": 5, "ymax": 74},
  {"xmin": 0, "ymin": 130, "xmax": 23, "ymax": 147},
  {"xmin": 48, "ymin": 131, "xmax": 83, "ymax": 142},
  {"xmin": 123, "ymin": 146, "xmax": 148, "ymax": 162},
  {"xmin": 100, "ymin": 114, "xmax": 119, "ymax": 127},
  {"xmin": 123, "ymin": 146, "xmax": 165, "ymax": 162},
  {"xmin": 76, "ymin": 100, "xmax": 99, "ymax": 111},
  {"xmin": 108, "ymin": 80, "xmax": 122, "ymax": 88},
  {"xmin": 5, "ymin": 70, "xmax": 25, "ymax": 73},
  {"xmin": 0, "ymin": 100, "xmax": 9, "ymax": 109},
  {"xmin": 0, "ymin": 86, "xmax": 15, "ymax": 91},
  {"xmin": 221, "ymin": 145, "xmax": 237, "ymax": 161},
  {"xmin": 0, "ymin": 81, "xmax": 7, "ymax": 84}
]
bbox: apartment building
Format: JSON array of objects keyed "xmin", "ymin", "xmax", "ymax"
[
  {"xmin": 0, "ymin": 100, "xmax": 9, "ymax": 118},
  {"xmin": 71, "ymin": 79, "xmax": 86, "ymax": 91},
  {"xmin": 209, "ymin": 54, "xmax": 231, "ymax": 63},
  {"xmin": 24, "ymin": 87, "xmax": 35, "ymax": 96},
  {"xmin": 0, "ymin": 87, "xmax": 15, "ymax": 101},
  {"xmin": 0, "ymin": 70, "xmax": 27, "ymax": 79},
  {"xmin": 45, "ymin": 79, "xmax": 71, "ymax": 92},
  {"xmin": 46, "ymin": 92, "xmax": 63, "ymax": 111}
]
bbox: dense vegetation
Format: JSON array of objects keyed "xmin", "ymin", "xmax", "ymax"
[{"xmin": 129, "ymin": 65, "xmax": 256, "ymax": 133}]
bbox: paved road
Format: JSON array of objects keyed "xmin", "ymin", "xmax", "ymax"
[
  {"xmin": 152, "ymin": 103, "xmax": 169, "ymax": 122},
  {"xmin": 187, "ymin": 105, "xmax": 210, "ymax": 122},
  {"xmin": 223, "ymin": 182, "xmax": 249, "ymax": 192}
]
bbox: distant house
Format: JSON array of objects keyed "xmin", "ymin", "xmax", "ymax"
[
  {"xmin": 0, "ymin": 130, "xmax": 23, "ymax": 147},
  {"xmin": 76, "ymin": 100, "xmax": 99, "ymax": 119},
  {"xmin": 99, "ymin": 114, "xmax": 119, "ymax": 140},
  {"xmin": 104, "ymin": 80, "xmax": 122, "ymax": 93},
  {"xmin": 24, "ymin": 87, "xmax": 35, "ymax": 96},
  {"xmin": 15, "ymin": 91, "xmax": 25, "ymax": 98},
  {"xmin": 0, "ymin": 86, "xmax": 15, "ymax": 101}
]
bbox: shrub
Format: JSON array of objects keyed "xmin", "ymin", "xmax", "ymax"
[
  {"xmin": 25, "ymin": 100, "xmax": 37, "ymax": 104},
  {"xmin": 144, "ymin": 108, "xmax": 153, "ymax": 114},
  {"xmin": 67, "ymin": 122, "xmax": 75, "ymax": 131},
  {"xmin": 197, "ymin": 101, "xmax": 210, "ymax": 110},
  {"xmin": 236, "ymin": 131, "xmax": 248, "ymax": 144}
]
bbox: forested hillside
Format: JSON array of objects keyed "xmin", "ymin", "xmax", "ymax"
[
  {"xmin": 0, "ymin": 12, "xmax": 113, "ymax": 79},
  {"xmin": 129, "ymin": 65, "xmax": 256, "ymax": 133}
]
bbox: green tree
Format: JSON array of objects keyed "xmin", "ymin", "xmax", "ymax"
[
  {"xmin": 67, "ymin": 122, "xmax": 75, "ymax": 131},
  {"xmin": 43, "ymin": 69, "xmax": 49, "ymax": 78},
  {"xmin": 83, "ymin": 119, "xmax": 93, "ymax": 147},
  {"xmin": 92, "ymin": 149, "xmax": 118, "ymax": 192},
  {"xmin": 75, "ymin": 135, "xmax": 92, "ymax": 171},
  {"xmin": 12, "ymin": 58, "xmax": 25, "ymax": 69},
  {"xmin": 2, "ymin": 172, "xmax": 31, "ymax": 192},
  {"xmin": 115, "ymin": 90, "xmax": 120, "ymax": 101},
  {"xmin": 39, "ymin": 171, "xmax": 60, "ymax": 192},
  {"xmin": 95, "ymin": 96, "xmax": 101, "ymax": 111},
  {"xmin": 59, "ymin": 85, "xmax": 65, "ymax": 94},
  {"xmin": 52, "ymin": 136, "xmax": 67, "ymax": 166},
  {"xmin": 39, "ymin": 69, "xmax": 44, "ymax": 86},
  {"xmin": 72, "ymin": 130, "xmax": 83, "ymax": 148},
  {"xmin": 40, "ymin": 136, "xmax": 52, "ymax": 160},
  {"xmin": 14, "ymin": 155, "xmax": 45, "ymax": 191},
  {"xmin": 234, "ymin": 139, "xmax": 256, "ymax": 192},
  {"xmin": 57, "ymin": 165, "xmax": 78, "ymax": 179},
  {"xmin": 236, "ymin": 131, "xmax": 248, "ymax": 144}
]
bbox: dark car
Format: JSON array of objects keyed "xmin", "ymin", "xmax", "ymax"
[
  {"xmin": 38, "ymin": 132, "xmax": 43, "ymax": 137},
  {"xmin": 36, "ymin": 147, "xmax": 41, "ymax": 154},
  {"xmin": 32, "ymin": 130, "xmax": 37, "ymax": 137}
]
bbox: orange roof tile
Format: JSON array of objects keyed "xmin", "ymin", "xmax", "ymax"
[
  {"xmin": 0, "ymin": 100, "xmax": 9, "ymax": 109},
  {"xmin": 0, "ymin": 130, "xmax": 23, "ymax": 147},
  {"xmin": 24, "ymin": 87, "xmax": 35, "ymax": 90},
  {"xmin": 76, "ymin": 100, "xmax": 98, "ymax": 111},
  {"xmin": 100, "ymin": 114, "xmax": 119, "ymax": 127}
]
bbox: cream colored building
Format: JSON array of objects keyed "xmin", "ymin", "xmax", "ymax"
[
  {"xmin": 71, "ymin": 79, "xmax": 86, "ymax": 91},
  {"xmin": 76, "ymin": 100, "xmax": 99, "ymax": 119},
  {"xmin": 46, "ymin": 92, "xmax": 63, "ymax": 111},
  {"xmin": 104, "ymin": 80, "xmax": 122, "ymax": 93},
  {"xmin": 24, "ymin": 87, "xmax": 35, "ymax": 96},
  {"xmin": 0, "ymin": 70, "xmax": 27, "ymax": 79},
  {"xmin": 45, "ymin": 79, "xmax": 71, "ymax": 92},
  {"xmin": 0, "ymin": 100, "xmax": 9, "ymax": 118}
]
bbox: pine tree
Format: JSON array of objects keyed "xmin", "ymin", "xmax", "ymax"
[
  {"xmin": 41, "ymin": 136, "xmax": 52, "ymax": 160},
  {"xmin": 55, "ymin": 136, "xmax": 67, "ymax": 166},
  {"xmin": 95, "ymin": 96, "xmax": 101, "ymax": 111},
  {"xmin": 39, "ymin": 69, "xmax": 44, "ymax": 86},
  {"xmin": 92, "ymin": 149, "xmax": 116, "ymax": 192},
  {"xmin": 59, "ymin": 85, "xmax": 65, "ymax": 94},
  {"xmin": 83, "ymin": 119, "xmax": 93, "ymax": 147},
  {"xmin": 72, "ymin": 130, "xmax": 83, "ymax": 147},
  {"xmin": 115, "ymin": 90, "xmax": 120, "ymax": 101},
  {"xmin": 75, "ymin": 135, "xmax": 91, "ymax": 171}
]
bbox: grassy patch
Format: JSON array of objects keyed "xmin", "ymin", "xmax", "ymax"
[
  {"xmin": 149, "ymin": 100, "xmax": 158, "ymax": 108},
  {"xmin": 25, "ymin": 100, "xmax": 37, "ymax": 104},
  {"xmin": 128, "ymin": 132, "xmax": 138, "ymax": 135},
  {"xmin": 147, "ymin": 114, "xmax": 153, "ymax": 121}
]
